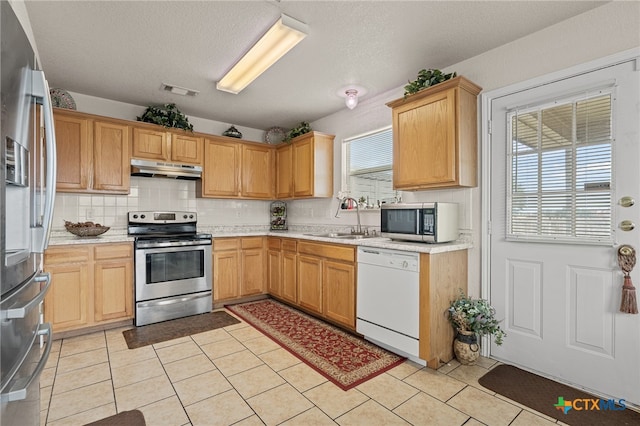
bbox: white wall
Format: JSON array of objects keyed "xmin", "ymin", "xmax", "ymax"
[{"xmin": 308, "ymin": 1, "xmax": 640, "ymax": 297}]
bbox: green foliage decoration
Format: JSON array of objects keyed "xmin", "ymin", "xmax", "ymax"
[
  {"xmin": 404, "ymin": 68, "xmax": 457, "ymax": 96},
  {"xmin": 448, "ymin": 291, "xmax": 506, "ymax": 345},
  {"xmin": 137, "ymin": 103, "xmax": 194, "ymax": 131},
  {"xmin": 283, "ymin": 121, "xmax": 311, "ymax": 142}
]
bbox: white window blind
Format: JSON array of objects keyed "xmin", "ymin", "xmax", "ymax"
[
  {"xmin": 343, "ymin": 127, "xmax": 395, "ymax": 203},
  {"xmin": 507, "ymin": 90, "xmax": 613, "ymax": 244}
]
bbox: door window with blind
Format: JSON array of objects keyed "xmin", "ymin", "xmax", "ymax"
[
  {"xmin": 342, "ymin": 127, "xmax": 396, "ymax": 205},
  {"xmin": 507, "ymin": 88, "xmax": 613, "ymax": 244}
]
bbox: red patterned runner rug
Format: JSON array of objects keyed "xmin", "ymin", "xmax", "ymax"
[{"xmin": 227, "ymin": 299, "xmax": 405, "ymax": 390}]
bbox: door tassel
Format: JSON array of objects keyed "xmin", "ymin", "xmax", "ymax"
[
  {"xmin": 617, "ymin": 245, "xmax": 638, "ymax": 314},
  {"xmin": 620, "ymin": 275, "xmax": 638, "ymax": 314}
]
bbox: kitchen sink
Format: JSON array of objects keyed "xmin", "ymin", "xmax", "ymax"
[{"xmin": 304, "ymin": 232, "xmax": 376, "ymax": 240}]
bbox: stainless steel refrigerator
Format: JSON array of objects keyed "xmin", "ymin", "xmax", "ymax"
[{"xmin": 1, "ymin": 1, "xmax": 57, "ymax": 425}]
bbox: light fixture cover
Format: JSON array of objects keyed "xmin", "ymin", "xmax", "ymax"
[
  {"xmin": 216, "ymin": 14, "xmax": 308, "ymax": 94},
  {"xmin": 345, "ymin": 89, "xmax": 358, "ymax": 110}
]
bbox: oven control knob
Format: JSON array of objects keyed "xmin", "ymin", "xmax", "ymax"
[
  {"xmin": 189, "ymin": 214, "xmax": 194, "ymax": 219},
  {"xmin": 183, "ymin": 214, "xmax": 188, "ymax": 219},
  {"xmin": 133, "ymin": 214, "xmax": 138, "ymax": 219},
  {"xmin": 140, "ymin": 214, "xmax": 146, "ymax": 219}
]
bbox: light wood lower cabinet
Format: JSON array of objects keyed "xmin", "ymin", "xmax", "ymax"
[
  {"xmin": 213, "ymin": 237, "xmax": 266, "ymax": 302},
  {"xmin": 43, "ymin": 243, "xmax": 133, "ymax": 333},
  {"xmin": 419, "ymin": 249, "xmax": 468, "ymax": 369},
  {"xmin": 297, "ymin": 241, "xmax": 356, "ymax": 329},
  {"xmin": 281, "ymin": 240, "xmax": 298, "ymax": 304}
]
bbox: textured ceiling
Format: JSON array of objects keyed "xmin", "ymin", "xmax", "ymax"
[{"xmin": 25, "ymin": 1, "xmax": 606, "ymax": 131}]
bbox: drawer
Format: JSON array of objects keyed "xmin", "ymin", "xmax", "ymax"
[
  {"xmin": 241, "ymin": 237, "xmax": 264, "ymax": 249},
  {"xmin": 94, "ymin": 243, "xmax": 133, "ymax": 260},
  {"xmin": 297, "ymin": 241, "xmax": 355, "ymax": 262},
  {"xmin": 44, "ymin": 246, "xmax": 90, "ymax": 264},
  {"xmin": 268, "ymin": 238, "xmax": 281, "ymax": 250},
  {"xmin": 282, "ymin": 239, "xmax": 297, "ymax": 252},
  {"xmin": 213, "ymin": 238, "xmax": 240, "ymax": 251}
]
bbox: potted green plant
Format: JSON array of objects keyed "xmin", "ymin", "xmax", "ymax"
[
  {"xmin": 283, "ymin": 121, "xmax": 311, "ymax": 142},
  {"xmin": 137, "ymin": 103, "xmax": 194, "ymax": 131},
  {"xmin": 404, "ymin": 68, "xmax": 457, "ymax": 96},
  {"xmin": 448, "ymin": 291, "xmax": 506, "ymax": 365}
]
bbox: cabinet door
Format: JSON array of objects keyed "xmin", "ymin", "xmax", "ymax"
[
  {"xmin": 213, "ymin": 249, "xmax": 240, "ymax": 301},
  {"xmin": 281, "ymin": 250, "xmax": 297, "ymax": 304},
  {"xmin": 293, "ymin": 138, "xmax": 314, "ymax": 197},
  {"xmin": 43, "ymin": 263, "xmax": 90, "ymax": 331},
  {"xmin": 171, "ymin": 133, "xmax": 203, "ymax": 165},
  {"xmin": 93, "ymin": 121, "xmax": 130, "ymax": 193},
  {"xmin": 393, "ymin": 89, "xmax": 456, "ymax": 189},
  {"xmin": 241, "ymin": 144, "xmax": 274, "ymax": 199},
  {"xmin": 132, "ymin": 127, "xmax": 168, "ymax": 161},
  {"xmin": 276, "ymin": 144, "xmax": 293, "ymax": 199},
  {"xmin": 94, "ymin": 259, "xmax": 133, "ymax": 322},
  {"xmin": 297, "ymin": 255, "xmax": 322, "ymax": 314},
  {"xmin": 241, "ymin": 247, "xmax": 266, "ymax": 296},
  {"xmin": 323, "ymin": 260, "xmax": 355, "ymax": 328},
  {"xmin": 267, "ymin": 249, "xmax": 282, "ymax": 297},
  {"xmin": 54, "ymin": 112, "xmax": 91, "ymax": 191},
  {"xmin": 201, "ymin": 139, "xmax": 239, "ymax": 197}
]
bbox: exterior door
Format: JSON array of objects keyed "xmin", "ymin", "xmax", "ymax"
[{"xmin": 489, "ymin": 59, "xmax": 640, "ymax": 405}]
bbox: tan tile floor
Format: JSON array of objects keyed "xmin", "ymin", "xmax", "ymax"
[{"xmin": 40, "ymin": 311, "xmax": 563, "ymax": 426}]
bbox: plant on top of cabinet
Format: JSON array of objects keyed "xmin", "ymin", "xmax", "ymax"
[
  {"xmin": 283, "ymin": 121, "xmax": 311, "ymax": 142},
  {"xmin": 404, "ymin": 68, "xmax": 457, "ymax": 96},
  {"xmin": 137, "ymin": 103, "xmax": 193, "ymax": 131}
]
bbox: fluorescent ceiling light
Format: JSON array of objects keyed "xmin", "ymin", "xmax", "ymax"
[{"xmin": 216, "ymin": 14, "xmax": 308, "ymax": 94}]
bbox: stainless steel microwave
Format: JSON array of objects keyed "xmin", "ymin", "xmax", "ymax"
[{"xmin": 381, "ymin": 202, "xmax": 459, "ymax": 243}]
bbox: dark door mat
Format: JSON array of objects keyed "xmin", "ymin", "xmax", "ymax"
[
  {"xmin": 123, "ymin": 311, "xmax": 240, "ymax": 349},
  {"xmin": 478, "ymin": 364, "xmax": 640, "ymax": 425},
  {"xmin": 84, "ymin": 409, "xmax": 145, "ymax": 426}
]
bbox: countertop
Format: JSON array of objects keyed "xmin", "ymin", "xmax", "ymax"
[{"xmin": 48, "ymin": 228, "xmax": 472, "ymax": 254}]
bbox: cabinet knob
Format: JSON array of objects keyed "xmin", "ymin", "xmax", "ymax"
[{"xmin": 619, "ymin": 220, "xmax": 635, "ymax": 232}]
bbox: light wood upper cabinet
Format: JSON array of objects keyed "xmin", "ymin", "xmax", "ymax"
[
  {"xmin": 276, "ymin": 144, "xmax": 293, "ymax": 199},
  {"xmin": 132, "ymin": 126, "xmax": 203, "ymax": 166},
  {"xmin": 198, "ymin": 137, "xmax": 275, "ymax": 199},
  {"xmin": 199, "ymin": 138, "xmax": 240, "ymax": 197},
  {"xmin": 387, "ymin": 76, "xmax": 482, "ymax": 190},
  {"xmin": 278, "ymin": 131, "xmax": 334, "ymax": 199},
  {"xmin": 241, "ymin": 144, "xmax": 274, "ymax": 199},
  {"xmin": 53, "ymin": 109, "xmax": 130, "ymax": 194},
  {"xmin": 44, "ymin": 243, "xmax": 134, "ymax": 334},
  {"xmin": 93, "ymin": 121, "xmax": 130, "ymax": 192},
  {"xmin": 54, "ymin": 112, "xmax": 91, "ymax": 191}
]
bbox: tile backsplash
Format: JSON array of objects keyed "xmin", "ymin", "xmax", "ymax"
[{"xmin": 52, "ymin": 177, "xmax": 270, "ymax": 230}]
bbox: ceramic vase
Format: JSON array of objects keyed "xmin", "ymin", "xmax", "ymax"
[{"xmin": 453, "ymin": 330, "xmax": 480, "ymax": 365}]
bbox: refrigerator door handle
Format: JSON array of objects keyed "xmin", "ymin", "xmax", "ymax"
[
  {"xmin": 1, "ymin": 273, "xmax": 51, "ymax": 320},
  {"xmin": 4, "ymin": 323, "xmax": 52, "ymax": 402},
  {"xmin": 31, "ymin": 70, "xmax": 57, "ymax": 253}
]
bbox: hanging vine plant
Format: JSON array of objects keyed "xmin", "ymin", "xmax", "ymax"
[
  {"xmin": 283, "ymin": 121, "xmax": 312, "ymax": 142},
  {"xmin": 137, "ymin": 103, "xmax": 194, "ymax": 131},
  {"xmin": 404, "ymin": 69, "xmax": 457, "ymax": 96}
]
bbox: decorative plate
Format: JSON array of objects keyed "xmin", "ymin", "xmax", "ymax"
[
  {"xmin": 49, "ymin": 88, "xmax": 76, "ymax": 110},
  {"xmin": 265, "ymin": 126, "xmax": 286, "ymax": 145}
]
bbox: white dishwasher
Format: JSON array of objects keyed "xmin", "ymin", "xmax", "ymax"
[{"xmin": 357, "ymin": 247, "xmax": 424, "ymax": 365}]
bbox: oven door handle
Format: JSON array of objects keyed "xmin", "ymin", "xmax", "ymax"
[
  {"xmin": 135, "ymin": 240, "xmax": 211, "ymax": 249},
  {"xmin": 137, "ymin": 292, "xmax": 211, "ymax": 308}
]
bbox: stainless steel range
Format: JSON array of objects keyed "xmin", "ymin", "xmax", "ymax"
[{"xmin": 128, "ymin": 211, "xmax": 212, "ymax": 326}]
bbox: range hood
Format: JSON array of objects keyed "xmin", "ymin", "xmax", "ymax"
[{"xmin": 131, "ymin": 158, "xmax": 202, "ymax": 180}]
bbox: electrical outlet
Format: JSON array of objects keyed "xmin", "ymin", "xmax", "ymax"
[{"xmin": 86, "ymin": 209, "xmax": 94, "ymax": 220}]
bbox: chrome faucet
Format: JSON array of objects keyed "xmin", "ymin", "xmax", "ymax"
[{"xmin": 335, "ymin": 197, "xmax": 363, "ymax": 234}]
